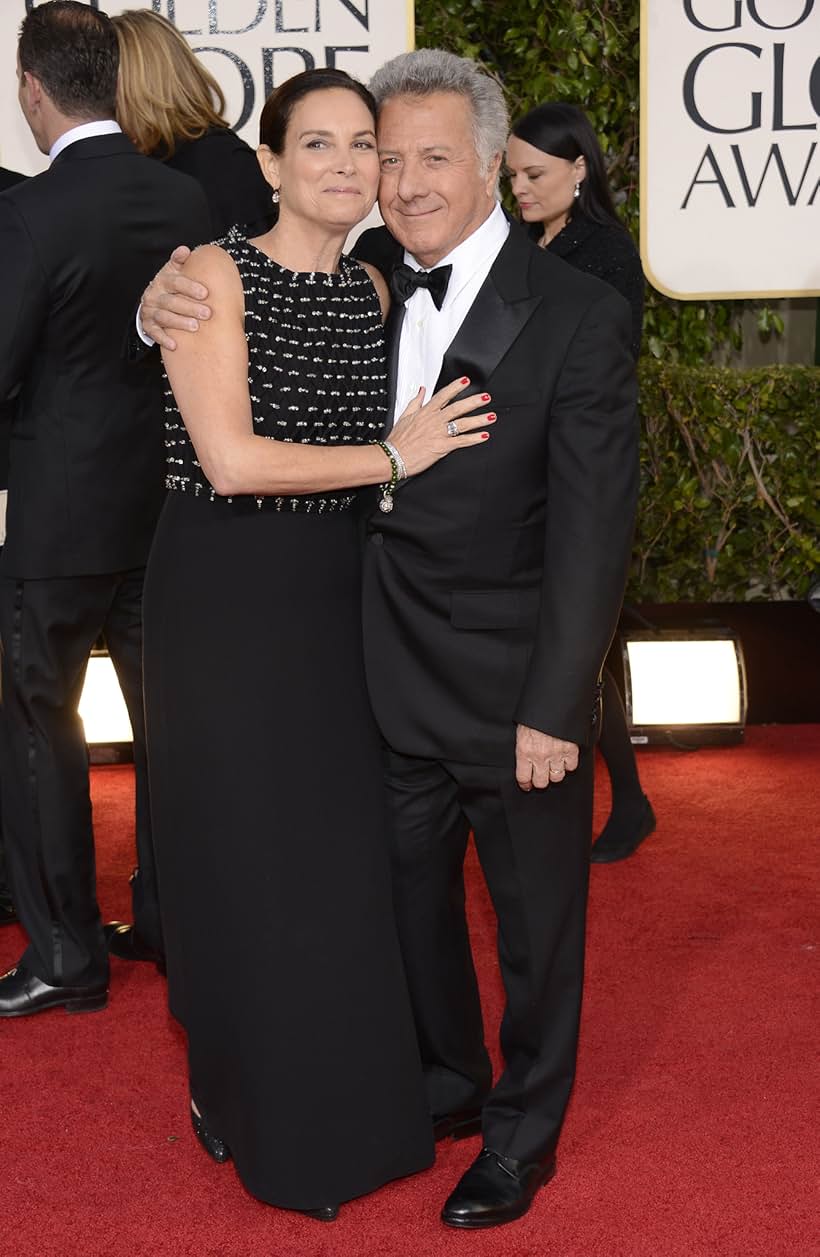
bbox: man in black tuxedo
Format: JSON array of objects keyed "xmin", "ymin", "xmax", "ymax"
[
  {"xmin": 140, "ymin": 48, "xmax": 638, "ymax": 1229},
  {"xmin": 352, "ymin": 51, "xmax": 638, "ymax": 1229},
  {"xmin": 0, "ymin": 164, "xmax": 28, "ymax": 927},
  {"xmin": 0, "ymin": 2, "xmax": 210, "ymax": 1017}
]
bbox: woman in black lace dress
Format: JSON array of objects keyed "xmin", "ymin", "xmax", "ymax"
[
  {"xmin": 143, "ymin": 69, "xmax": 493, "ymax": 1220},
  {"xmin": 507, "ymin": 103, "xmax": 655, "ymax": 863}
]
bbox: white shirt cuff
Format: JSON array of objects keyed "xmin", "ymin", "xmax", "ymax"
[{"xmin": 136, "ymin": 307, "xmax": 155, "ymax": 347}]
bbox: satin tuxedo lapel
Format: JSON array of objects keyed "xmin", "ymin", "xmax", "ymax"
[
  {"xmin": 383, "ymin": 299, "xmax": 405, "ymax": 431},
  {"xmin": 436, "ymin": 224, "xmax": 541, "ymax": 390},
  {"xmin": 352, "ymin": 219, "xmax": 541, "ymax": 419}
]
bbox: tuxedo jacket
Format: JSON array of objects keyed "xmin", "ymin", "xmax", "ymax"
[
  {"xmin": 161, "ymin": 127, "xmax": 275, "ymax": 241},
  {"xmin": 353, "ymin": 220, "xmax": 639, "ymax": 763},
  {"xmin": 0, "ymin": 167, "xmax": 26, "ymax": 194},
  {"xmin": 0, "ymin": 167, "xmax": 28, "ymax": 491},
  {"xmin": 0, "ymin": 133, "xmax": 210, "ymax": 579}
]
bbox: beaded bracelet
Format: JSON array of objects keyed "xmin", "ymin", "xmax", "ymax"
[{"xmin": 372, "ymin": 439, "xmax": 405, "ymax": 514}]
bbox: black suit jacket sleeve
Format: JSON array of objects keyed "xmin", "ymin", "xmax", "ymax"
[
  {"xmin": 0, "ymin": 197, "xmax": 50, "ymax": 401},
  {"xmin": 513, "ymin": 286, "xmax": 639, "ymax": 745}
]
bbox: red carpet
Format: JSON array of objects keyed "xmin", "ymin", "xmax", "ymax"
[{"xmin": 1, "ymin": 726, "xmax": 817, "ymax": 1257}]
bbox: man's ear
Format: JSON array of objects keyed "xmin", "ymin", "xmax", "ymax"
[
  {"xmin": 20, "ymin": 70, "xmax": 41, "ymax": 106},
  {"xmin": 485, "ymin": 150, "xmax": 503, "ymax": 195}
]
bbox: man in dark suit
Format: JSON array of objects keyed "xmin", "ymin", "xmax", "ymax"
[
  {"xmin": 0, "ymin": 164, "xmax": 28, "ymax": 927},
  {"xmin": 0, "ymin": 2, "xmax": 210, "ymax": 1017},
  {"xmin": 140, "ymin": 48, "xmax": 638, "ymax": 1229},
  {"xmin": 352, "ymin": 51, "xmax": 638, "ymax": 1229}
]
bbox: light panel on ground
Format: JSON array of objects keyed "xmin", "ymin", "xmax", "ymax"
[
  {"xmin": 78, "ymin": 654, "xmax": 133, "ymax": 745},
  {"xmin": 625, "ymin": 637, "xmax": 742, "ymax": 726},
  {"xmin": 621, "ymin": 628, "xmax": 747, "ymax": 746}
]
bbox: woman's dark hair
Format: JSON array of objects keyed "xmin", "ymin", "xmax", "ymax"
[
  {"xmin": 510, "ymin": 102, "xmax": 622, "ymax": 228},
  {"xmin": 259, "ymin": 68, "xmax": 376, "ymax": 153},
  {"xmin": 18, "ymin": 1, "xmax": 119, "ymax": 121}
]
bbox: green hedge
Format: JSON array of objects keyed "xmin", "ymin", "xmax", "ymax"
[{"xmin": 630, "ymin": 364, "xmax": 819, "ymax": 602}]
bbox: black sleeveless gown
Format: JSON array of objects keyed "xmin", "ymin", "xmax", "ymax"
[{"xmin": 142, "ymin": 229, "xmax": 434, "ymax": 1210}]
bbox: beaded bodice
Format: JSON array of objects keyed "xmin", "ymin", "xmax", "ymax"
[{"xmin": 163, "ymin": 226, "xmax": 388, "ymax": 512}]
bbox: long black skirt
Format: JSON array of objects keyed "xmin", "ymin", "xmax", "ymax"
[{"xmin": 143, "ymin": 491, "xmax": 433, "ymax": 1209}]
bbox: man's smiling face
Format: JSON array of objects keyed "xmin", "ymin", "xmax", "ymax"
[{"xmin": 376, "ymin": 91, "xmax": 500, "ymax": 269}]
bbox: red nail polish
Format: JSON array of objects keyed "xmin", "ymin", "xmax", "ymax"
[
  {"xmin": 460, "ymin": 376, "xmax": 470, "ymax": 385},
  {"xmin": 487, "ymin": 413, "xmax": 496, "ymax": 421},
  {"xmin": 481, "ymin": 432, "xmax": 490, "ymax": 440},
  {"xmin": 481, "ymin": 393, "xmax": 490, "ymax": 402}
]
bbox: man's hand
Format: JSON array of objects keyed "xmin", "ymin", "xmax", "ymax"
[
  {"xmin": 139, "ymin": 246, "xmax": 212, "ymax": 351},
  {"xmin": 515, "ymin": 725, "xmax": 579, "ymax": 792}
]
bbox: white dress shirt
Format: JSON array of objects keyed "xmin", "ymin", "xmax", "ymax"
[
  {"xmin": 391, "ymin": 201, "xmax": 510, "ymax": 427},
  {"xmin": 49, "ymin": 119, "xmax": 121, "ymax": 163}
]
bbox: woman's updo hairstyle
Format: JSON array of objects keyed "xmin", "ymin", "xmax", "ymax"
[{"xmin": 259, "ymin": 68, "xmax": 377, "ymax": 153}]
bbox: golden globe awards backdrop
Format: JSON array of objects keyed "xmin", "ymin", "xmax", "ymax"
[
  {"xmin": 0, "ymin": 0, "xmax": 415, "ymax": 177},
  {"xmin": 641, "ymin": 0, "xmax": 820, "ymax": 298}
]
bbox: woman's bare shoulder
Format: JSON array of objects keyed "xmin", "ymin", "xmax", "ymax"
[{"xmin": 181, "ymin": 242, "xmax": 242, "ymax": 289}]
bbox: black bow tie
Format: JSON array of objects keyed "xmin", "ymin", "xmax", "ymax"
[{"xmin": 389, "ymin": 262, "xmax": 453, "ymax": 311}]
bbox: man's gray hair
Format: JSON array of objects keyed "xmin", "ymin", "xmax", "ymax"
[{"xmin": 369, "ymin": 49, "xmax": 509, "ymax": 176}]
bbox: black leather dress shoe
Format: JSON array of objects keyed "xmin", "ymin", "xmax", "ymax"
[
  {"xmin": 441, "ymin": 1146, "xmax": 557, "ymax": 1229},
  {"xmin": 591, "ymin": 794, "xmax": 656, "ymax": 863},
  {"xmin": 433, "ymin": 1108, "xmax": 483, "ymax": 1142},
  {"xmin": 0, "ymin": 964, "xmax": 108, "ymax": 1018},
  {"xmin": 104, "ymin": 922, "xmax": 166, "ymax": 974}
]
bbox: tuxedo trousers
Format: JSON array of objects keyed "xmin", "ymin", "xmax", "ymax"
[
  {"xmin": 0, "ymin": 569, "xmax": 159, "ymax": 986},
  {"xmin": 382, "ymin": 742, "xmax": 593, "ymax": 1164}
]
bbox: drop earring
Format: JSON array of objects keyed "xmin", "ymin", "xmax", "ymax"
[
  {"xmin": 272, "ymin": 188, "xmax": 280, "ymax": 204},
  {"xmin": 573, "ymin": 181, "xmax": 581, "ymax": 200}
]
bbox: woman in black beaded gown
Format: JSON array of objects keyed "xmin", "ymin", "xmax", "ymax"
[
  {"xmin": 142, "ymin": 70, "xmax": 493, "ymax": 1220},
  {"xmin": 507, "ymin": 103, "xmax": 656, "ymax": 865}
]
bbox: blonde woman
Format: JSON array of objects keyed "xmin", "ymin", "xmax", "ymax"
[{"xmin": 113, "ymin": 9, "xmax": 272, "ymax": 237}]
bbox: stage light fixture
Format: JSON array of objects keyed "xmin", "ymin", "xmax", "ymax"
[
  {"xmin": 621, "ymin": 628, "xmax": 747, "ymax": 746},
  {"xmin": 78, "ymin": 650, "xmax": 133, "ymax": 758}
]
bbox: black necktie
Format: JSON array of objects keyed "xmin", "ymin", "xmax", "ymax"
[{"xmin": 389, "ymin": 262, "xmax": 453, "ymax": 311}]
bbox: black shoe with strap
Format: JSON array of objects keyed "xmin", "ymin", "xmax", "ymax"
[
  {"xmin": 441, "ymin": 1146, "xmax": 557, "ymax": 1229},
  {"xmin": 103, "ymin": 922, "xmax": 166, "ymax": 974},
  {"xmin": 190, "ymin": 1104, "xmax": 232, "ymax": 1164}
]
